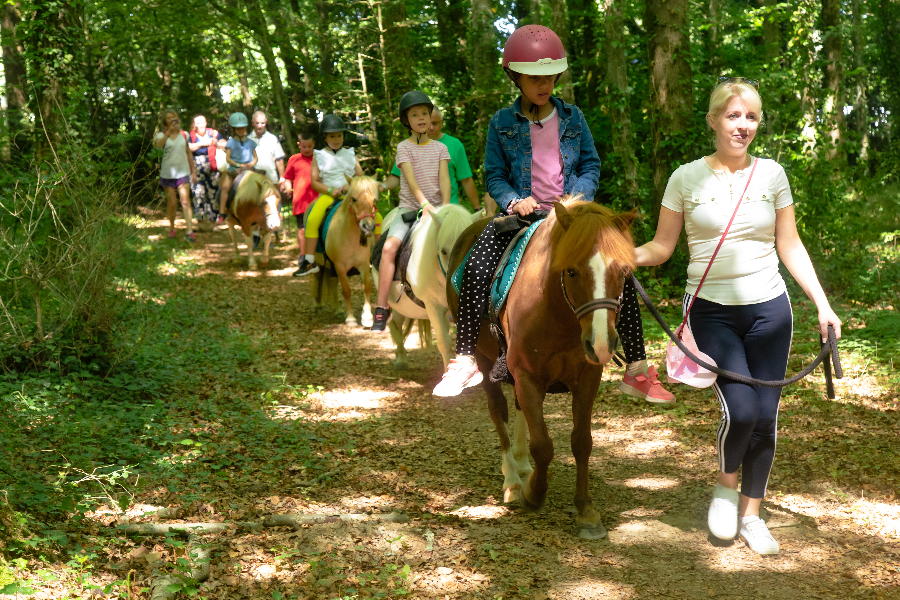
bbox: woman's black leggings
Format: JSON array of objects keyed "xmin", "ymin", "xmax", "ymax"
[
  {"xmin": 455, "ymin": 219, "xmax": 647, "ymax": 362},
  {"xmin": 685, "ymin": 292, "xmax": 793, "ymax": 499}
]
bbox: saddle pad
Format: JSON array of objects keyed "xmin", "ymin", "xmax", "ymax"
[
  {"xmin": 489, "ymin": 220, "xmax": 542, "ymax": 320},
  {"xmin": 316, "ymin": 199, "xmax": 342, "ymax": 255}
]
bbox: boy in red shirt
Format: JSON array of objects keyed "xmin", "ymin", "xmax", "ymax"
[{"xmin": 281, "ymin": 131, "xmax": 319, "ymax": 276}]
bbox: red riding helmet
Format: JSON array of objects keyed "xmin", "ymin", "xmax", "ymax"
[{"xmin": 502, "ymin": 25, "xmax": 568, "ymax": 83}]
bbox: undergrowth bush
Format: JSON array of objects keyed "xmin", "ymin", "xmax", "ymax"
[{"xmin": 0, "ymin": 146, "xmax": 139, "ymax": 374}]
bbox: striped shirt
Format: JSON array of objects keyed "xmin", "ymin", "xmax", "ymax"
[{"xmin": 395, "ymin": 139, "xmax": 451, "ymax": 211}]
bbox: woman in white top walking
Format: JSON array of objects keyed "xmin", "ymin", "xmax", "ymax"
[
  {"xmin": 154, "ymin": 108, "xmax": 198, "ymax": 241},
  {"xmin": 635, "ymin": 78, "xmax": 841, "ymax": 555}
]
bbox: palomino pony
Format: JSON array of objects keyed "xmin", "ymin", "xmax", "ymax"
[
  {"xmin": 373, "ymin": 204, "xmax": 472, "ymax": 370},
  {"xmin": 447, "ymin": 199, "xmax": 636, "ymax": 539},
  {"xmin": 313, "ymin": 175, "xmax": 378, "ymax": 327},
  {"xmin": 225, "ymin": 172, "xmax": 280, "ymax": 270}
]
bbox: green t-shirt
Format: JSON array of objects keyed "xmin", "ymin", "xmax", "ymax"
[{"xmin": 391, "ymin": 133, "xmax": 472, "ymax": 205}]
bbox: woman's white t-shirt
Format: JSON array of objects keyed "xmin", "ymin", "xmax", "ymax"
[
  {"xmin": 661, "ymin": 156, "xmax": 794, "ymax": 306},
  {"xmin": 156, "ymin": 131, "xmax": 192, "ymax": 179},
  {"xmin": 314, "ymin": 147, "xmax": 356, "ymax": 190}
]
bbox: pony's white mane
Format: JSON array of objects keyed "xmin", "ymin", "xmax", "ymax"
[{"xmin": 233, "ymin": 172, "xmax": 277, "ymax": 211}]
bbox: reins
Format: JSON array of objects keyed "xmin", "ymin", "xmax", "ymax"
[{"xmin": 629, "ymin": 274, "xmax": 844, "ymax": 399}]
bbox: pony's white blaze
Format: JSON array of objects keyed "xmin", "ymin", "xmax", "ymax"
[{"xmin": 588, "ymin": 252, "xmax": 612, "ymax": 361}]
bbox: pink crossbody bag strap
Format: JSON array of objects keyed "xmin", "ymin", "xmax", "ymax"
[{"xmin": 677, "ymin": 158, "xmax": 758, "ymax": 337}]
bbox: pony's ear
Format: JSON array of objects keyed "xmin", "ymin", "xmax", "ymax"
[
  {"xmin": 431, "ymin": 207, "xmax": 445, "ymax": 227},
  {"xmin": 553, "ymin": 202, "xmax": 574, "ymax": 231},
  {"xmin": 613, "ymin": 208, "xmax": 638, "ymax": 232},
  {"xmin": 345, "ymin": 174, "xmax": 353, "ymax": 184}
]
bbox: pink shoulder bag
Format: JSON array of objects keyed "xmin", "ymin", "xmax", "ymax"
[{"xmin": 666, "ymin": 158, "xmax": 758, "ymax": 388}]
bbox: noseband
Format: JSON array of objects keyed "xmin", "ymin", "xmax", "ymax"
[{"xmin": 560, "ymin": 272, "xmax": 622, "ymax": 322}]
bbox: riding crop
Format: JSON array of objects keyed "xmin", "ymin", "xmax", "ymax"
[{"xmin": 630, "ymin": 275, "xmax": 844, "ymax": 399}]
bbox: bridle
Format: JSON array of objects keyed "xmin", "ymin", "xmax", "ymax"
[
  {"xmin": 560, "ymin": 271, "xmax": 622, "ymax": 323},
  {"xmin": 347, "ymin": 193, "xmax": 376, "ymax": 226}
]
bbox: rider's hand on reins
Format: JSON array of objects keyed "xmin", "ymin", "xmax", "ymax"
[{"xmin": 510, "ymin": 197, "xmax": 538, "ymax": 216}]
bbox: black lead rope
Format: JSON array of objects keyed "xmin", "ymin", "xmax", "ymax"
[{"xmin": 630, "ymin": 275, "xmax": 844, "ymax": 399}]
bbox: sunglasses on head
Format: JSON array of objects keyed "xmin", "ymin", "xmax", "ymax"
[{"xmin": 717, "ymin": 76, "xmax": 760, "ymax": 89}]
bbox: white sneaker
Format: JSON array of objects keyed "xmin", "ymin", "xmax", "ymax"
[
  {"xmin": 739, "ymin": 516, "xmax": 779, "ymax": 555},
  {"xmin": 708, "ymin": 484, "xmax": 740, "ymax": 540},
  {"xmin": 433, "ymin": 357, "xmax": 483, "ymax": 397}
]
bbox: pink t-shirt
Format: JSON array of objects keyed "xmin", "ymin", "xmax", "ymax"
[
  {"xmin": 395, "ymin": 139, "xmax": 451, "ymax": 211},
  {"xmin": 530, "ymin": 109, "xmax": 564, "ymax": 210}
]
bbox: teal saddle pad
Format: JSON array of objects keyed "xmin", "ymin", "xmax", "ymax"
[
  {"xmin": 450, "ymin": 220, "xmax": 542, "ymax": 319},
  {"xmin": 316, "ymin": 200, "xmax": 343, "ymax": 255}
]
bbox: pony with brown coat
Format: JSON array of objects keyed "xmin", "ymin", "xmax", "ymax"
[
  {"xmin": 447, "ymin": 198, "xmax": 636, "ymax": 539},
  {"xmin": 313, "ymin": 175, "xmax": 379, "ymax": 327},
  {"xmin": 225, "ymin": 172, "xmax": 281, "ymax": 270}
]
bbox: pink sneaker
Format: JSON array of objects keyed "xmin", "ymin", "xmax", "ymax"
[
  {"xmin": 433, "ymin": 357, "xmax": 483, "ymax": 397},
  {"xmin": 619, "ymin": 365, "xmax": 676, "ymax": 404},
  {"xmin": 168, "ymin": 229, "xmax": 176, "ymax": 239}
]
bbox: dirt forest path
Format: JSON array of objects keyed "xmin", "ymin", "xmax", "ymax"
[{"xmin": 118, "ymin": 217, "xmax": 899, "ymax": 600}]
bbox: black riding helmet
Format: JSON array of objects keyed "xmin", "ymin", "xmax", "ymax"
[
  {"xmin": 398, "ymin": 91, "xmax": 435, "ymax": 129},
  {"xmin": 320, "ymin": 114, "xmax": 346, "ymax": 134}
]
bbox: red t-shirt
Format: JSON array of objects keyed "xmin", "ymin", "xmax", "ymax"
[{"xmin": 284, "ymin": 153, "xmax": 318, "ymax": 215}]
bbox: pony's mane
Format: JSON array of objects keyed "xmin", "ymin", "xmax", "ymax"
[
  {"xmin": 347, "ymin": 175, "xmax": 379, "ymax": 201},
  {"xmin": 234, "ymin": 172, "xmax": 277, "ymax": 210},
  {"xmin": 550, "ymin": 197, "xmax": 636, "ymax": 273}
]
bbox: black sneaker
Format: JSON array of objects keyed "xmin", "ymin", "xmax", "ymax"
[
  {"xmin": 293, "ymin": 258, "xmax": 319, "ymax": 277},
  {"xmin": 371, "ymin": 307, "xmax": 392, "ymax": 332}
]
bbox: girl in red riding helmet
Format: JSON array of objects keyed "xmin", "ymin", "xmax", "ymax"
[{"xmin": 434, "ymin": 25, "xmax": 673, "ymax": 403}]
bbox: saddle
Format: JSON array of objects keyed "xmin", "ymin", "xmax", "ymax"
[{"xmin": 370, "ymin": 210, "xmax": 426, "ymax": 308}]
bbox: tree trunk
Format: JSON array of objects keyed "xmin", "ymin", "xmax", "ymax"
[
  {"xmin": 707, "ymin": 0, "xmax": 720, "ymax": 73},
  {"xmin": 876, "ymin": 0, "xmax": 900, "ymax": 148},
  {"xmin": 2, "ymin": 1, "xmax": 27, "ymax": 158},
  {"xmin": 571, "ymin": 0, "xmax": 600, "ymax": 109},
  {"xmin": 382, "ymin": 0, "xmax": 413, "ymax": 110},
  {"xmin": 245, "ymin": 0, "xmax": 295, "ymax": 146},
  {"xmin": 759, "ymin": 0, "xmax": 780, "ymax": 61},
  {"xmin": 469, "ymin": 0, "xmax": 498, "ymax": 152},
  {"xmin": 604, "ymin": 0, "xmax": 638, "ymax": 205},
  {"xmin": 645, "ymin": 0, "xmax": 694, "ymax": 215},
  {"xmin": 271, "ymin": 9, "xmax": 307, "ymax": 134},
  {"xmin": 434, "ymin": 0, "xmax": 468, "ymax": 84},
  {"xmin": 821, "ymin": 0, "xmax": 843, "ymax": 161},
  {"xmin": 315, "ymin": 0, "xmax": 334, "ymax": 113},
  {"xmin": 29, "ymin": 0, "xmax": 82, "ymax": 159},
  {"xmin": 549, "ymin": 0, "xmax": 574, "ymax": 104},
  {"xmin": 852, "ymin": 0, "xmax": 868, "ymax": 162}
]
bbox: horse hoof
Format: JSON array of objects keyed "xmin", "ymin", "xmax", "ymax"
[
  {"xmin": 345, "ymin": 316, "xmax": 358, "ymax": 326},
  {"xmin": 577, "ymin": 523, "xmax": 608, "ymax": 540},
  {"xmin": 394, "ymin": 361, "xmax": 409, "ymax": 371},
  {"xmin": 249, "ymin": 263, "xmax": 258, "ymax": 271},
  {"xmin": 521, "ymin": 489, "xmax": 544, "ymax": 513},
  {"xmin": 361, "ymin": 314, "xmax": 374, "ymax": 328},
  {"xmin": 503, "ymin": 484, "xmax": 521, "ymax": 504},
  {"xmin": 260, "ymin": 261, "xmax": 269, "ymax": 269}
]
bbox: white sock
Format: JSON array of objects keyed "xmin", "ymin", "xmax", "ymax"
[
  {"xmin": 305, "ymin": 254, "xmax": 314, "ymax": 262},
  {"xmin": 626, "ymin": 359, "xmax": 648, "ymax": 376}
]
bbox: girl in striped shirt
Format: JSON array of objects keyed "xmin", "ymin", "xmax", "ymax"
[{"xmin": 371, "ymin": 90, "xmax": 450, "ymax": 332}]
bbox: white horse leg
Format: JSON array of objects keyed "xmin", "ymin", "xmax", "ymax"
[
  {"xmin": 425, "ymin": 302, "xmax": 453, "ymax": 370},
  {"xmin": 389, "ymin": 315, "xmax": 409, "ymax": 370},
  {"xmin": 245, "ymin": 232, "xmax": 257, "ymax": 270},
  {"xmin": 361, "ymin": 266, "xmax": 374, "ymax": 328},
  {"xmin": 500, "ymin": 418, "xmax": 525, "ymax": 504},
  {"xmin": 512, "ymin": 407, "xmax": 533, "ymax": 479}
]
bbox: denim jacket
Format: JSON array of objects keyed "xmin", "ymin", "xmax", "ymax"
[{"xmin": 484, "ymin": 96, "xmax": 601, "ymax": 213}]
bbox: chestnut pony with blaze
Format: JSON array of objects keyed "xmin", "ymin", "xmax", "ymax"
[
  {"xmin": 225, "ymin": 172, "xmax": 280, "ymax": 270},
  {"xmin": 448, "ymin": 198, "xmax": 636, "ymax": 540}
]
